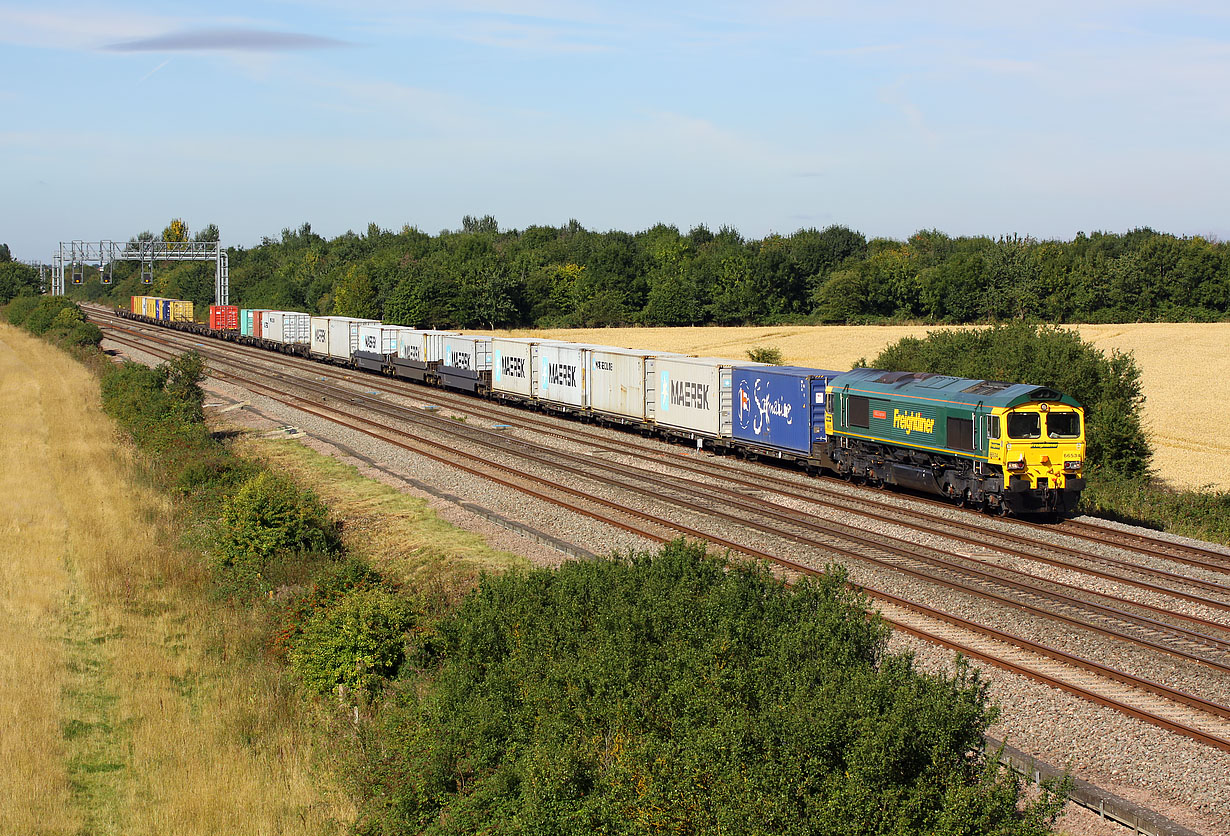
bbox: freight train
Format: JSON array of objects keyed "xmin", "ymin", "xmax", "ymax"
[{"xmin": 118, "ymin": 298, "xmax": 1086, "ymax": 515}]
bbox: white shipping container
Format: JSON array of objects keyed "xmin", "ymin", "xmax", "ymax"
[
  {"xmin": 655, "ymin": 357, "xmax": 765, "ymax": 438},
  {"xmin": 357, "ymin": 323, "xmax": 400, "ymax": 355},
  {"xmin": 588, "ymin": 347, "xmax": 683, "ymax": 422},
  {"xmin": 260, "ymin": 311, "xmax": 310, "ymax": 345},
  {"xmin": 327, "ymin": 317, "xmax": 378, "ymax": 360},
  {"xmin": 310, "ymin": 316, "xmax": 376, "ymax": 359},
  {"xmin": 396, "ymin": 329, "xmax": 457, "ymax": 363},
  {"xmin": 310, "ymin": 316, "xmax": 330, "ymax": 356},
  {"xmin": 491, "ymin": 337, "xmax": 540, "ymax": 398},
  {"xmin": 441, "ymin": 334, "xmax": 493, "ymax": 372},
  {"xmin": 537, "ymin": 341, "xmax": 590, "ymax": 408},
  {"xmin": 282, "ymin": 312, "xmax": 310, "ymax": 345}
]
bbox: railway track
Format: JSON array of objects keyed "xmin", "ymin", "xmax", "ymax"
[{"xmin": 90, "ymin": 309, "xmax": 1230, "ymax": 756}]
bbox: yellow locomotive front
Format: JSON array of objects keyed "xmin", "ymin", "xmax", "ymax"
[{"xmin": 988, "ymin": 401, "xmax": 1085, "ymax": 510}]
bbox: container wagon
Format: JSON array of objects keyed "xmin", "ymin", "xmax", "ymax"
[
  {"xmin": 393, "ymin": 329, "xmax": 457, "ymax": 382},
  {"xmin": 439, "ymin": 334, "xmax": 493, "ymax": 393},
  {"xmin": 587, "ymin": 347, "xmax": 683, "ymax": 426},
  {"xmin": 354, "ymin": 323, "xmax": 402, "ymax": 372},
  {"xmin": 260, "ymin": 311, "xmax": 310, "ymax": 347},
  {"xmin": 309, "ymin": 316, "xmax": 379, "ymax": 362}
]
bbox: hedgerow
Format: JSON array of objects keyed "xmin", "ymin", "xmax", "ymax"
[{"xmin": 6, "ymin": 295, "xmax": 103, "ymax": 349}]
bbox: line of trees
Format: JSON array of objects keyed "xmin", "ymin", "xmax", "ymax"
[{"xmin": 26, "ymin": 217, "xmax": 1230, "ymax": 327}]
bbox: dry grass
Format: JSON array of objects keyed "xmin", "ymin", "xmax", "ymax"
[
  {"xmin": 0, "ymin": 329, "xmax": 81, "ymax": 834},
  {"xmin": 233, "ymin": 434, "xmax": 530, "ymax": 600},
  {"xmin": 0, "ymin": 323, "xmax": 351, "ymax": 835},
  {"xmin": 484, "ymin": 323, "xmax": 1230, "ymax": 491}
]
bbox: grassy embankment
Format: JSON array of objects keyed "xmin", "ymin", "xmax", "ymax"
[{"xmin": 0, "ymin": 322, "xmax": 359, "ymax": 833}]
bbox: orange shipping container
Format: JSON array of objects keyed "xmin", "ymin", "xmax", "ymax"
[{"xmin": 209, "ymin": 305, "xmax": 239, "ymax": 330}]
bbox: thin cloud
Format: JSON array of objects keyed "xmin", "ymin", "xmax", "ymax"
[{"xmin": 102, "ymin": 27, "xmax": 352, "ymax": 53}]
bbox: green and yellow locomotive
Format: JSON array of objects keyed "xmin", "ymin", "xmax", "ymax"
[{"xmin": 824, "ymin": 369, "xmax": 1085, "ymax": 515}]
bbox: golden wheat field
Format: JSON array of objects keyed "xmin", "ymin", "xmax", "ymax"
[
  {"xmin": 0, "ymin": 324, "xmax": 350, "ymax": 835},
  {"xmin": 488, "ymin": 322, "xmax": 1230, "ymax": 492}
]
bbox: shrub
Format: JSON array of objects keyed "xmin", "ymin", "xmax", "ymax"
[
  {"xmin": 17, "ymin": 296, "xmax": 82, "ymax": 335},
  {"xmin": 218, "ymin": 470, "xmax": 340, "ymax": 577},
  {"xmin": 5, "ymin": 296, "xmax": 101, "ymax": 350},
  {"xmin": 289, "ymin": 586, "xmax": 415, "ymax": 696},
  {"xmin": 271, "ymin": 556, "xmax": 385, "ymax": 661},
  {"xmin": 3, "ymin": 295, "xmax": 41, "ymax": 327},
  {"xmin": 746, "ymin": 345, "xmax": 784, "ymax": 365},
  {"xmin": 59, "ymin": 320, "xmax": 104, "ymax": 349}
]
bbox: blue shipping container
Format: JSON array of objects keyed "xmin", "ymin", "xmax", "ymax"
[
  {"xmin": 240, "ymin": 309, "xmax": 253, "ymax": 336},
  {"xmin": 731, "ymin": 366, "xmax": 845, "ymax": 456},
  {"xmin": 155, "ymin": 298, "xmax": 171, "ymax": 321}
]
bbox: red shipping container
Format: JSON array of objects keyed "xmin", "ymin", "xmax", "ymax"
[
  {"xmin": 252, "ymin": 310, "xmax": 265, "ymax": 339},
  {"xmin": 209, "ymin": 304, "xmax": 239, "ymax": 331}
]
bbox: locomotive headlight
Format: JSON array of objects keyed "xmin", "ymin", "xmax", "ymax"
[
  {"xmin": 1039, "ymin": 403, "xmax": 1049, "ymax": 412},
  {"xmin": 1064, "ymin": 460, "xmax": 1081, "ymax": 471}
]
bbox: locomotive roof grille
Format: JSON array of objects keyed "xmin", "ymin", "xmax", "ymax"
[{"xmin": 961, "ymin": 380, "xmax": 1014, "ymax": 395}]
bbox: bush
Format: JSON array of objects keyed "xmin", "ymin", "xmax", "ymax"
[
  {"xmin": 868, "ymin": 323, "xmax": 1151, "ymax": 478},
  {"xmin": 289, "ymin": 586, "xmax": 415, "ymax": 696},
  {"xmin": 218, "ymin": 470, "xmax": 340, "ymax": 577},
  {"xmin": 350, "ymin": 540, "xmax": 1065, "ymax": 835},
  {"xmin": 3, "ymin": 295, "xmax": 41, "ymax": 327},
  {"xmin": 746, "ymin": 345, "xmax": 784, "ymax": 365},
  {"xmin": 18, "ymin": 296, "xmax": 82, "ymax": 335}
]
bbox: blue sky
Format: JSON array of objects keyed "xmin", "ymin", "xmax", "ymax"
[{"xmin": 2, "ymin": 1, "xmax": 1228, "ymax": 260}]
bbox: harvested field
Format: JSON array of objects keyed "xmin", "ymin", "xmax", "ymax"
[{"xmin": 485, "ymin": 322, "xmax": 1230, "ymax": 492}]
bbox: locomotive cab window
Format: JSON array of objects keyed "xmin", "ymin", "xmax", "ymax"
[
  {"xmin": 1047, "ymin": 412, "xmax": 1081, "ymax": 439},
  {"xmin": 1007, "ymin": 412, "xmax": 1041, "ymax": 439},
  {"xmin": 988, "ymin": 416, "xmax": 1001, "ymax": 439}
]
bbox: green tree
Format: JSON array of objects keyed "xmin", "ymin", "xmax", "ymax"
[
  {"xmin": 193, "ymin": 223, "xmax": 220, "ymax": 243},
  {"xmin": 332, "ymin": 264, "xmax": 380, "ymax": 319},
  {"xmin": 812, "ymin": 267, "xmax": 870, "ymax": 322},
  {"xmin": 0, "ymin": 260, "xmax": 39, "ymax": 304}
]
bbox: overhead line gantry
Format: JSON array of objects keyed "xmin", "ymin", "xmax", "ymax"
[{"xmin": 50, "ymin": 239, "xmax": 229, "ymax": 305}]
